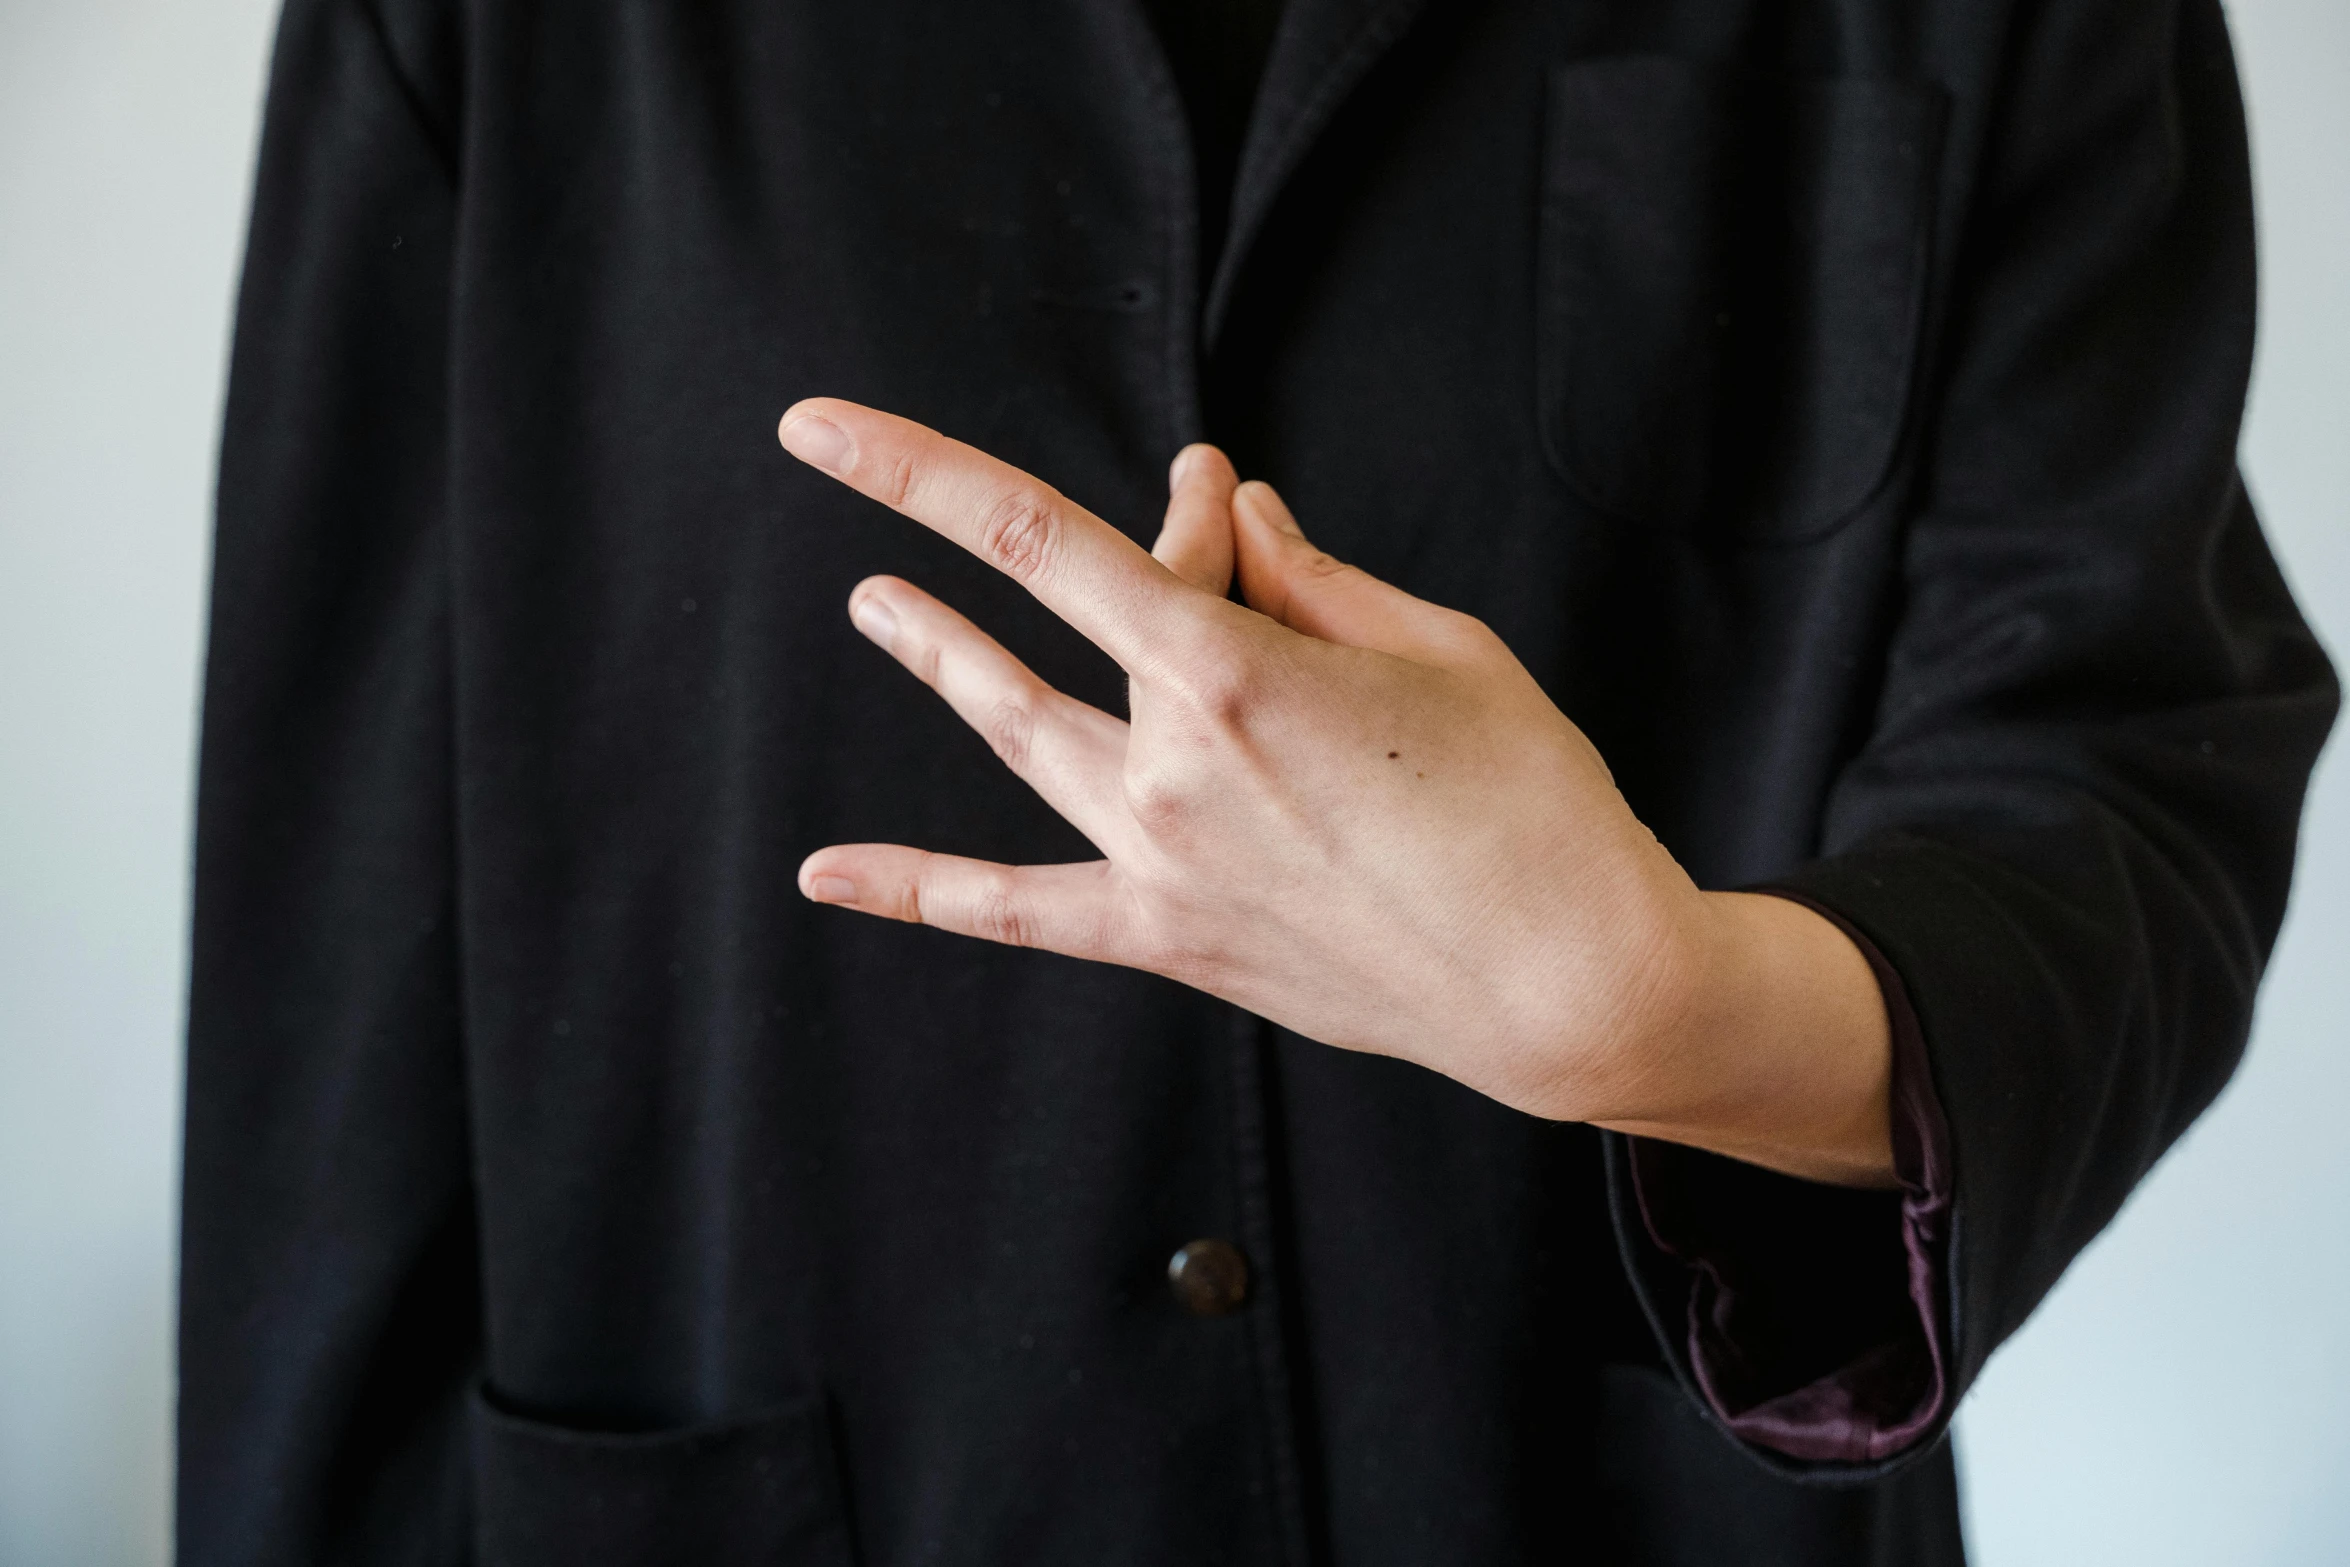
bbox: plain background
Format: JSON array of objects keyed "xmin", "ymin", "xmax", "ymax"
[{"xmin": 0, "ymin": 0, "xmax": 2342, "ymax": 1560}]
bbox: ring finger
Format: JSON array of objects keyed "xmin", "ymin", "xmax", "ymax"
[{"xmin": 847, "ymin": 575, "xmax": 1132, "ymax": 847}]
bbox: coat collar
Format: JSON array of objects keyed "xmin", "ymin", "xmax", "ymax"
[{"xmin": 1204, "ymin": 0, "xmax": 1434, "ymax": 345}]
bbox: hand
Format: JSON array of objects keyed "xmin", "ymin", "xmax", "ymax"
[{"xmin": 779, "ymin": 400, "xmax": 1895, "ymax": 1187}]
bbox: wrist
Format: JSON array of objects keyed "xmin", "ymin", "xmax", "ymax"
[{"xmin": 1595, "ymin": 890, "xmax": 1897, "ymax": 1188}]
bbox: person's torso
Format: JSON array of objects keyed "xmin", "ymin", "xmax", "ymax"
[{"xmin": 423, "ymin": 1, "xmax": 1991, "ymax": 1559}]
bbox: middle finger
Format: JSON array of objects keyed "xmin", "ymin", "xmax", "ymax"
[{"xmin": 781, "ymin": 398, "xmax": 1210, "ymax": 679}]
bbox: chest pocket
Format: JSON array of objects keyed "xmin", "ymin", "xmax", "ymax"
[{"xmin": 1537, "ymin": 57, "xmax": 1945, "ymax": 544}]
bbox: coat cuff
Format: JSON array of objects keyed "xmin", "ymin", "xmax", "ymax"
[{"xmin": 1611, "ymin": 890, "xmax": 1955, "ymax": 1466}]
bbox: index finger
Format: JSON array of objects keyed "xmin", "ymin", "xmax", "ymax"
[{"xmin": 780, "ymin": 397, "xmax": 1204, "ymax": 674}]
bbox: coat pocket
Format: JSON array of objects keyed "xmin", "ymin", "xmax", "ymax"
[
  {"xmin": 1538, "ymin": 57, "xmax": 1943, "ymax": 543},
  {"xmin": 473, "ymin": 1386, "xmax": 856, "ymax": 1567}
]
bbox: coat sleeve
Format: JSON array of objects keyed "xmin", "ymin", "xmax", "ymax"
[
  {"xmin": 180, "ymin": 1, "xmax": 475, "ymax": 1559},
  {"xmin": 1612, "ymin": 0, "xmax": 2337, "ymax": 1479}
]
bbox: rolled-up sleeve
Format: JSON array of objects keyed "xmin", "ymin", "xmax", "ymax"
[
  {"xmin": 1608, "ymin": 0, "xmax": 2334, "ymax": 1478},
  {"xmin": 1619, "ymin": 896, "xmax": 1953, "ymax": 1465}
]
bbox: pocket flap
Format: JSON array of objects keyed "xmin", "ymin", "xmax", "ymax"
[{"xmin": 473, "ymin": 1386, "xmax": 855, "ymax": 1567}]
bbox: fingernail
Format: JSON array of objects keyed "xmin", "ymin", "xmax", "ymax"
[
  {"xmin": 849, "ymin": 592, "xmax": 898, "ymax": 650},
  {"xmin": 805, "ymin": 872, "xmax": 858, "ymax": 903},
  {"xmin": 1168, "ymin": 445, "xmax": 1198, "ymax": 493},
  {"xmin": 781, "ymin": 415, "xmax": 854, "ymax": 473}
]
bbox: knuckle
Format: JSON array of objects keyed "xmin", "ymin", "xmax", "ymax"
[
  {"xmin": 1432, "ymin": 609, "xmax": 1502, "ymax": 660},
  {"xmin": 1289, "ymin": 546, "xmax": 1352, "ymax": 585},
  {"xmin": 967, "ymin": 882, "xmax": 1036, "ymax": 948},
  {"xmin": 1177, "ymin": 644, "xmax": 1257, "ymax": 732},
  {"xmin": 897, "ymin": 860, "xmax": 937, "ymax": 926},
  {"xmin": 1122, "ymin": 763, "xmax": 1192, "ymax": 837},
  {"xmin": 878, "ymin": 451, "xmax": 920, "ymax": 509},
  {"xmin": 1456, "ymin": 608, "xmax": 1503, "ymax": 646},
  {"xmin": 981, "ymin": 692, "xmax": 1038, "ymax": 770},
  {"xmin": 974, "ymin": 486, "xmax": 1060, "ymax": 583}
]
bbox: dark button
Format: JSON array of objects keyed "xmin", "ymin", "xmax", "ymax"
[{"xmin": 1167, "ymin": 1238, "xmax": 1250, "ymax": 1316}]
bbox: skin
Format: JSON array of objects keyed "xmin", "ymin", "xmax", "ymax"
[{"xmin": 780, "ymin": 399, "xmax": 1897, "ymax": 1189}]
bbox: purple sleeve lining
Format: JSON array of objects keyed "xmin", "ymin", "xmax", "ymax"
[{"xmin": 1625, "ymin": 891, "xmax": 1954, "ymax": 1464}]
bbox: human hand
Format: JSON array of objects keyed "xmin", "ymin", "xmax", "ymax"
[{"xmin": 780, "ymin": 400, "xmax": 1894, "ymax": 1186}]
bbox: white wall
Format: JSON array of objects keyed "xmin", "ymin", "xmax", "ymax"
[
  {"xmin": 0, "ymin": 2, "xmax": 2340, "ymax": 1561},
  {"xmin": 1, "ymin": 2, "xmax": 279, "ymax": 1562}
]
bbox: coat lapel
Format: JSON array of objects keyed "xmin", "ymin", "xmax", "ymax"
[{"xmin": 1205, "ymin": 0, "xmax": 1434, "ymax": 344}]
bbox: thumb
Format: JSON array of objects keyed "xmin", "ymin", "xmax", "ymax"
[{"xmin": 1231, "ymin": 481, "xmax": 1450, "ymax": 656}]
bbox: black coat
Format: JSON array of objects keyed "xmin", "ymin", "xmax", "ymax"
[{"xmin": 182, "ymin": 0, "xmax": 2336, "ymax": 1563}]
